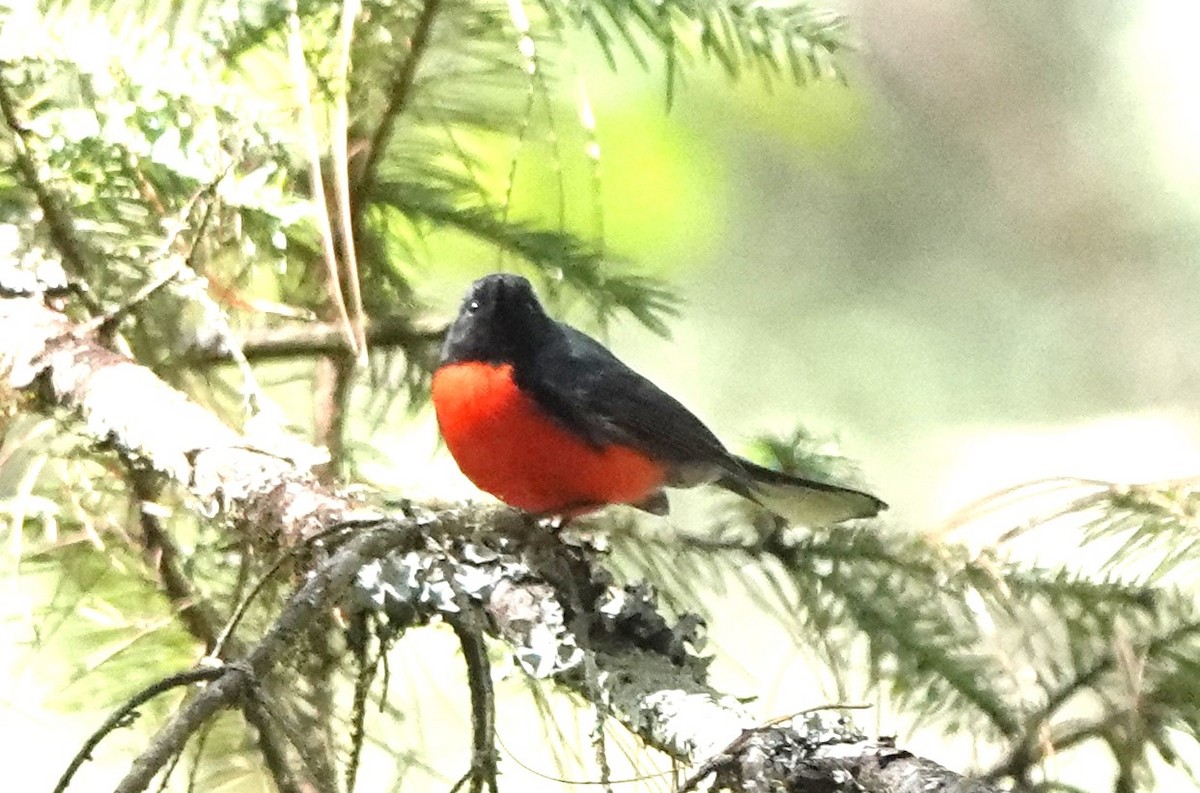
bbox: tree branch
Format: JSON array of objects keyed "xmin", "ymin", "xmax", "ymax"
[
  {"xmin": 52, "ymin": 667, "xmax": 227, "ymax": 793},
  {"xmin": 447, "ymin": 611, "xmax": 498, "ymax": 793},
  {"xmin": 1, "ymin": 289, "xmax": 1001, "ymax": 793},
  {"xmin": 0, "ymin": 295, "xmax": 357, "ymax": 544},
  {"xmin": 185, "ymin": 317, "xmax": 443, "ymax": 365},
  {"xmin": 111, "ymin": 521, "xmax": 422, "ymax": 793},
  {"xmin": 129, "ymin": 471, "xmax": 221, "ymax": 651},
  {"xmin": 125, "ymin": 467, "xmax": 311, "ymax": 793}
]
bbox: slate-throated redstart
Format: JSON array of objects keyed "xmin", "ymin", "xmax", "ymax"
[{"xmin": 431, "ymin": 274, "xmax": 886, "ymax": 525}]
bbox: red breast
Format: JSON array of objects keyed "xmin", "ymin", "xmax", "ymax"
[{"xmin": 431, "ymin": 361, "xmax": 668, "ymax": 515}]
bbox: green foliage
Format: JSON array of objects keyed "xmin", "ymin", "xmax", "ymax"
[
  {"xmin": 367, "ymin": 175, "xmax": 679, "ymax": 334},
  {"xmin": 5, "ymin": 1, "xmax": 1200, "ymax": 792},
  {"xmin": 747, "ymin": 426, "xmax": 872, "ymax": 489},
  {"xmin": 538, "ymin": 0, "xmax": 848, "ymax": 97},
  {"xmin": 607, "ymin": 431, "xmax": 1200, "ymax": 791}
]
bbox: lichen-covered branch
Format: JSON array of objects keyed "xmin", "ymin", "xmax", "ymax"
[
  {"xmin": 0, "ymin": 289, "xmax": 1001, "ymax": 793},
  {"xmin": 0, "ymin": 295, "xmax": 358, "ymax": 545}
]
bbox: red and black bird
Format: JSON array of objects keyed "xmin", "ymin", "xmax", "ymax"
[{"xmin": 431, "ymin": 274, "xmax": 885, "ymax": 525}]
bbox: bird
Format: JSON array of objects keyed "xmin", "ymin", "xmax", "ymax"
[{"xmin": 430, "ymin": 273, "xmax": 885, "ymax": 525}]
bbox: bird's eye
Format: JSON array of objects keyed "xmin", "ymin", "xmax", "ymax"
[{"xmin": 467, "ymin": 300, "xmax": 480, "ymax": 312}]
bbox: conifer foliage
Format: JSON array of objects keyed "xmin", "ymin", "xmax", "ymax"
[{"xmin": 1, "ymin": 1, "xmax": 1197, "ymax": 792}]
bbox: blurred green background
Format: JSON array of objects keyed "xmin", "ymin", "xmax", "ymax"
[{"xmin": 392, "ymin": 0, "xmax": 1200, "ymax": 529}]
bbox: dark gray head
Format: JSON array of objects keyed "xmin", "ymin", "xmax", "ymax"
[{"xmin": 440, "ymin": 274, "xmax": 555, "ymax": 365}]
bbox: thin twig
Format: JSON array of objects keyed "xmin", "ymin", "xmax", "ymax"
[
  {"xmin": 345, "ymin": 614, "xmax": 378, "ymax": 793},
  {"xmin": 496, "ymin": 0, "xmax": 540, "ymax": 270},
  {"xmin": 244, "ymin": 681, "xmax": 339, "ymax": 793},
  {"xmin": 447, "ymin": 610, "xmax": 498, "ymax": 793},
  {"xmin": 88, "ymin": 166, "xmax": 227, "ymax": 340},
  {"xmin": 438, "ymin": 539, "xmax": 502, "ymax": 793},
  {"xmin": 125, "ymin": 466, "xmax": 309, "ymax": 793},
  {"xmin": 153, "ymin": 736, "xmax": 185, "ymax": 793},
  {"xmin": 209, "ymin": 548, "xmax": 295, "ymax": 659},
  {"xmin": 583, "ymin": 652, "xmax": 614, "ymax": 793},
  {"xmin": 574, "ymin": 75, "xmax": 606, "ymax": 248},
  {"xmin": 111, "ymin": 520, "xmax": 419, "ymax": 793},
  {"xmin": 210, "ymin": 520, "xmax": 362, "ymax": 659},
  {"xmin": 184, "ymin": 719, "xmax": 215, "ymax": 793},
  {"xmin": 0, "ymin": 65, "xmax": 100, "ymax": 310},
  {"xmin": 674, "ymin": 706, "xmax": 871, "ymax": 793},
  {"xmin": 314, "ymin": 354, "xmax": 356, "ymax": 482},
  {"xmin": 503, "ymin": 0, "xmax": 568, "ymax": 236},
  {"xmin": 985, "ymin": 618, "xmax": 1200, "ymax": 781},
  {"xmin": 129, "ymin": 470, "xmax": 221, "ymax": 652},
  {"xmin": 332, "ymin": 0, "xmax": 369, "ymax": 366},
  {"xmin": 286, "ymin": 2, "xmax": 359, "ymax": 358},
  {"xmin": 53, "ymin": 667, "xmax": 227, "ymax": 793},
  {"xmin": 242, "ymin": 698, "xmax": 307, "ymax": 793},
  {"xmin": 173, "ymin": 177, "xmax": 270, "ymax": 415},
  {"xmin": 355, "ymin": 0, "xmax": 443, "ymax": 203},
  {"xmin": 92, "ymin": 263, "xmax": 185, "ymax": 338},
  {"xmin": 494, "ymin": 727, "xmax": 676, "ymax": 787}
]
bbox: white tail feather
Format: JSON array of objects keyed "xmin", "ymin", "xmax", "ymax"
[{"xmin": 753, "ymin": 480, "xmax": 884, "ymax": 527}]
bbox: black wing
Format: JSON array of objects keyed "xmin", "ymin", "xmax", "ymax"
[
  {"xmin": 516, "ymin": 323, "xmax": 734, "ymax": 481},
  {"xmin": 517, "ymin": 322, "xmax": 887, "ymax": 525}
]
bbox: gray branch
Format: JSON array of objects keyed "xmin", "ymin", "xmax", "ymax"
[
  {"xmin": 0, "ymin": 291, "xmax": 1001, "ymax": 793},
  {"xmin": 183, "ymin": 316, "xmax": 444, "ymax": 365}
]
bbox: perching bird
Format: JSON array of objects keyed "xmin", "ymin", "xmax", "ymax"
[{"xmin": 431, "ymin": 273, "xmax": 885, "ymax": 525}]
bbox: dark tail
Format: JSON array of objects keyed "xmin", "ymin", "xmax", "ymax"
[{"xmin": 718, "ymin": 457, "xmax": 886, "ymax": 526}]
